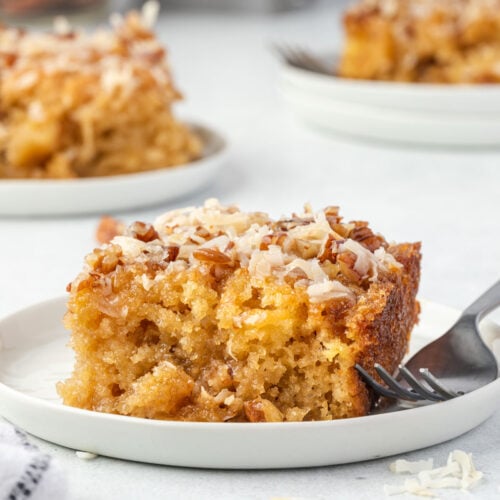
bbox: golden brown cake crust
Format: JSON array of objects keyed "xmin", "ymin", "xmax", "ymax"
[
  {"xmin": 339, "ymin": 0, "xmax": 500, "ymax": 83},
  {"xmin": 352, "ymin": 243, "xmax": 422, "ymax": 412},
  {"xmin": 58, "ymin": 201, "xmax": 421, "ymax": 422}
]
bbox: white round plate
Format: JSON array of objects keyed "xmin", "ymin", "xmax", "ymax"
[
  {"xmin": 0, "ymin": 297, "xmax": 499, "ymax": 469},
  {"xmin": 280, "ymin": 55, "xmax": 500, "ymax": 145},
  {"xmin": 282, "ymin": 84, "xmax": 500, "ymax": 146},
  {"xmin": 0, "ymin": 122, "xmax": 227, "ymax": 216}
]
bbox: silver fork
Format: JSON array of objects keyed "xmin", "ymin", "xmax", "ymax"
[
  {"xmin": 356, "ymin": 280, "xmax": 500, "ymax": 404},
  {"xmin": 271, "ymin": 43, "xmax": 331, "ymax": 75}
]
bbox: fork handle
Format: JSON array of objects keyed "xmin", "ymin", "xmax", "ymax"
[{"xmin": 461, "ymin": 279, "xmax": 500, "ymax": 322}]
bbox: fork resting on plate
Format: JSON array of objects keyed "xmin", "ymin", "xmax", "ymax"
[
  {"xmin": 356, "ymin": 280, "xmax": 500, "ymax": 405},
  {"xmin": 271, "ymin": 43, "xmax": 331, "ymax": 75}
]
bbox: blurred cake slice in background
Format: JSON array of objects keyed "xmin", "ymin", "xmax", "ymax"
[
  {"xmin": 339, "ymin": 0, "xmax": 500, "ymax": 83},
  {"xmin": 0, "ymin": 2, "xmax": 201, "ymax": 179}
]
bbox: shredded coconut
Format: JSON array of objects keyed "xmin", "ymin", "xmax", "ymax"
[
  {"xmin": 112, "ymin": 236, "xmax": 146, "ymax": 259},
  {"xmin": 109, "ymin": 200, "xmax": 403, "ymax": 305},
  {"xmin": 390, "ymin": 458, "xmax": 434, "ymax": 474},
  {"xmin": 307, "ymin": 280, "xmax": 353, "ymax": 303},
  {"xmin": 75, "ymin": 451, "xmax": 97, "ymax": 460},
  {"xmin": 53, "ymin": 16, "xmax": 72, "ymax": 35},
  {"xmin": 141, "ymin": 1, "xmax": 160, "ymax": 29},
  {"xmin": 385, "ymin": 450, "xmax": 483, "ymax": 497}
]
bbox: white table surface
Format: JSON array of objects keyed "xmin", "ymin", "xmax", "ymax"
[{"xmin": 1, "ymin": 1, "xmax": 499, "ymax": 498}]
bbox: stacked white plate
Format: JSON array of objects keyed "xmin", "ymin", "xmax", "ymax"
[{"xmin": 281, "ymin": 55, "xmax": 500, "ymax": 146}]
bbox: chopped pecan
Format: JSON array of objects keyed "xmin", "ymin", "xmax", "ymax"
[
  {"xmin": 338, "ymin": 250, "xmax": 362, "ymax": 284},
  {"xmin": 194, "ymin": 226, "xmax": 212, "ymax": 240},
  {"xmin": 324, "ymin": 206, "xmax": 340, "ymax": 217},
  {"xmin": 295, "ymin": 239, "xmax": 320, "ymax": 259},
  {"xmin": 318, "ymin": 234, "xmax": 335, "ymax": 263},
  {"xmin": 260, "ymin": 231, "xmax": 288, "ymax": 251},
  {"xmin": 86, "ymin": 244, "xmax": 123, "ymax": 274},
  {"xmin": 331, "ymin": 223, "xmax": 351, "ymax": 238},
  {"xmin": 101, "ymin": 253, "xmax": 121, "ymax": 274},
  {"xmin": 275, "ymin": 217, "xmax": 313, "ymax": 231},
  {"xmin": 75, "ymin": 278, "xmax": 92, "ymax": 292},
  {"xmin": 244, "ymin": 398, "xmax": 283, "ymax": 422},
  {"xmin": 224, "ymin": 241, "xmax": 235, "ymax": 252},
  {"xmin": 0, "ymin": 52, "xmax": 17, "ymax": 67},
  {"xmin": 96, "ymin": 215, "xmax": 125, "ymax": 244},
  {"xmin": 284, "ymin": 266, "xmax": 309, "ymax": 286},
  {"xmin": 350, "ymin": 223, "xmax": 385, "ymax": 252},
  {"xmin": 164, "ymin": 245, "xmax": 179, "ymax": 263},
  {"xmin": 324, "ymin": 206, "xmax": 343, "ymax": 228},
  {"xmin": 140, "ymin": 47, "xmax": 165, "ymax": 64},
  {"xmin": 193, "ymin": 247, "xmax": 231, "ymax": 264},
  {"xmin": 130, "ymin": 221, "xmax": 159, "ymax": 243}
]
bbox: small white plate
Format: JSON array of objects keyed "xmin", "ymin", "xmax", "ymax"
[
  {"xmin": 0, "ymin": 297, "xmax": 499, "ymax": 469},
  {"xmin": 282, "ymin": 84, "xmax": 500, "ymax": 146},
  {"xmin": 280, "ymin": 55, "xmax": 500, "ymax": 145},
  {"xmin": 0, "ymin": 123, "xmax": 227, "ymax": 216}
]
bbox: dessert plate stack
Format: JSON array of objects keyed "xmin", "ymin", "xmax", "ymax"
[{"xmin": 280, "ymin": 54, "xmax": 500, "ymax": 146}]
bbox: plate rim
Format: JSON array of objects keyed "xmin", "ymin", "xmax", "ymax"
[
  {"xmin": 282, "ymin": 83, "xmax": 500, "ymax": 124},
  {"xmin": 282, "ymin": 53, "xmax": 500, "ymax": 95}
]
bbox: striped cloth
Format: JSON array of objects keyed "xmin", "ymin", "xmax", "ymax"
[{"xmin": 0, "ymin": 422, "xmax": 68, "ymax": 500}]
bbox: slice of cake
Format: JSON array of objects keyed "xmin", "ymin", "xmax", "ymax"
[
  {"xmin": 0, "ymin": 2, "xmax": 201, "ymax": 179},
  {"xmin": 58, "ymin": 200, "xmax": 421, "ymax": 422},
  {"xmin": 339, "ymin": 0, "xmax": 500, "ymax": 83}
]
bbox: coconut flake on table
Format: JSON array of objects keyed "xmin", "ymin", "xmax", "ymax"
[
  {"xmin": 76, "ymin": 451, "xmax": 97, "ymax": 460},
  {"xmin": 385, "ymin": 450, "xmax": 483, "ymax": 497},
  {"xmin": 390, "ymin": 458, "xmax": 434, "ymax": 474}
]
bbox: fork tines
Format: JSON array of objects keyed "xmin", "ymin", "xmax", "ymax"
[
  {"xmin": 355, "ymin": 363, "xmax": 462, "ymax": 403},
  {"xmin": 271, "ymin": 43, "xmax": 331, "ymax": 74}
]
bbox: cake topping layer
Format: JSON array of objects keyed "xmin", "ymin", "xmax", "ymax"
[
  {"xmin": 0, "ymin": 2, "xmax": 169, "ymax": 98},
  {"xmin": 83, "ymin": 199, "xmax": 402, "ymax": 303},
  {"xmin": 349, "ymin": 0, "xmax": 500, "ymax": 23}
]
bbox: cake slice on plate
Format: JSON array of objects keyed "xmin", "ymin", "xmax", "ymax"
[{"xmin": 59, "ymin": 200, "xmax": 421, "ymax": 422}]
